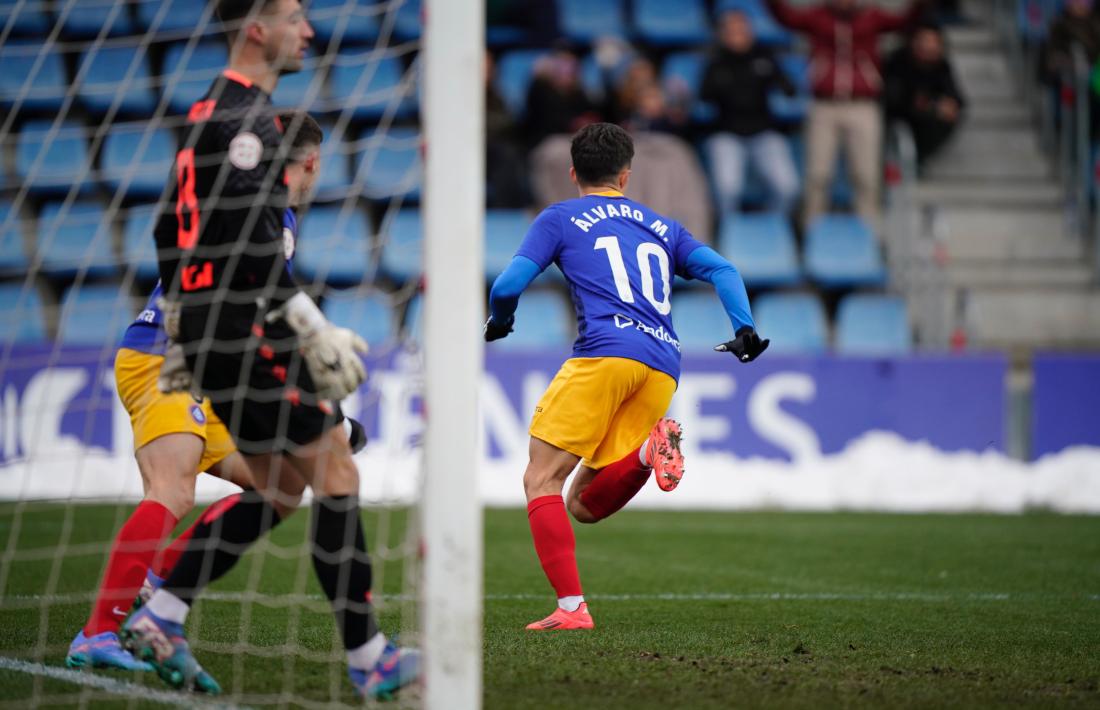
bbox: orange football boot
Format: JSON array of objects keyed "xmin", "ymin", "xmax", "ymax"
[
  {"xmin": 647, "ymin": 418, "xmax": 685, "ymax": 492},
  {"xmin": 525, "ymin": 602, "xmax": 594, "ymax": 631}
]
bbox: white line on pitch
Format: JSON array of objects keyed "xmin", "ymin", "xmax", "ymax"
[{"xmin": 0, "ymin": 656, "xmax": 254, "ymax": 709}]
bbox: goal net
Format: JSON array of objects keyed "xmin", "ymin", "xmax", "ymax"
[{"xmin": 0, "ymin": 0, "xmax": 481, "ymax": 707}]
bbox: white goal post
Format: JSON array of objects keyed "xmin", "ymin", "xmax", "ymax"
[{"xmin": 421, "ymin": 0, "xmax": 484, "ymax": 708}]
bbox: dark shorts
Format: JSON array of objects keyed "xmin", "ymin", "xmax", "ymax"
[{"xmin": 180, "ymin": 304, "xmax": 344, "ymax": 455}]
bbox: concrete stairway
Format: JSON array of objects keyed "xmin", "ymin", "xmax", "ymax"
[{"xmin": 896, "ymin": 7, "xmax": 1100, "ymax": 351}]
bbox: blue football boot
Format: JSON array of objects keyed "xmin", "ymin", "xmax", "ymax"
[
  {"xmin": 348, "ymin": 642, "xmax": 422, "ymax": 700},
  {"xmin": 66, "ymin": 630, "xmax": 153, "ymax": 672},
  {"xmin": 120, "ymin": 606, "xmax": 221, "ymax": 694}
]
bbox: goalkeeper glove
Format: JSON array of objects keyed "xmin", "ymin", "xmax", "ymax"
[
  {"xmin": 715, "ymin": 327, "xmax": 770, "ymax": 363},
  {"xmin": 280, "ymin": 292, "xmax": 369, "ymax": 401},
  {"xmin": 484, "ymin": 315, "xmax": 514, "ymax": 342},
  {"xmin": 156, "ymin": 297, "xmax": 181, "ymax": 341},
  {"xmin": 157, "ymin": 341, "xmax": 194, "ymax": 394}
]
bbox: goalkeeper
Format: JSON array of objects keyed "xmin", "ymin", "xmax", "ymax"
[
  {"xmin": 119, "ymin": 0, "xmax": 419, "ymax": 700},
  {"xmin": 66, "ymin": 110, "xmax": 365, "ymax": 673},
  {"xmin": 486, "ymin": 123, "xmax": 769, "ymax": 631}
]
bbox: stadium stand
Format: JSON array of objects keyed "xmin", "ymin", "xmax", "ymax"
[
  {"xmin": 0, "ymin": 0, "xmax": 51, "ymax": 35},
  {"xmin": 121, "ymin": 204, "xmax": 160, "ymax": 282},
  {"xmin": 331, "ymin": 53, "xmax": 418, "ymax": 120},
  {"xmin": 161, "ymin": 42, "xmax": 230, "ymax": 114},
  {"xmin": 715, "ymin": 0, "xmax": 792, "ymax": 46},
  {"xmin": 56, "ymin": 283, "xmax": 137, "ymax": 345},
  {"xmin": 494, "ymin": 49, "xmax": 549, "ymax": 118},
  {"xmin": 314, "ymin": 122, "xmax": 356, "ymax": 199},
  {"xmin": 355, "ymin": 126, "xmax": 421, "ymax": 200},
  {"xmin": 100, "ymin": 126, "xmax": 175, "ymax": 199},
  {"xmin": 752, "ymin": 292, "xmax": 828, "ymax": 354},
  {"xmin": 271, "ymin": 59, "xmax": 328, "ymax": 114},
  {"xmin": 558, "ymin": 0, "xmax": 628, "ymax": 43},
  {"xmin": 16, "ymin": 122, "xmax": 94, "ymax": 196},
  {"xmin": 835, "ymin": 294, "xmax": 912, "ymax": 355},
  {"xmin": 377, "ymin": 207, "xmax": 422, "ymax": 283},
  {"xmin": 308, "ymin": 0, "xmax": 382, "ymax": 45},
  {"xmin": 57, "ymin": 0, "xmax": 136, "ymax": 38},
  {"xmin": 716, "ymin": 212, "xmax": 801, "ymax": 288},
  {"xmin": 134, "ymin": 0, "xmax": 213, "ymax": 35},
  {"xmin": 483, "ymin": 209, "xmax": 534, "ymax": 282},
  {"xmin": 0, "ymin": 41, "xmax": 67, "ymax": 113},
  {"xmin": 76, "ymin": 47, "xmax": 159, "ymax": 116},
  {"xmin": 633, "ymin": 0, "xmax": 711, "ymax": 46},
  {"xmin": 0, "ymin": 283, "xmax": 46, "ymax": 343},
  {"xmin": 35, "ymin": 202, "xmax": 118, "ymax": 279},
  {"xmin": 672, "ymin": 289, "xmax": 735, "ymax": 352},
  {"xmin": 804, "ymin": 215, "xmax": 886, "ymax": 289},
  {"xmin": 323, "ymin": 288, "xmax": 396, "ymax": 346},
  {"xmin": 0, "ymin": 202, "xmax": 26, "ymax": 275},
  {"xmin": 295, "ymin": 205, "xmax": 373, "ymax": 285},
  {"xmin": 492, "ymin": 289, "xmax": 575, "ymax": 351}
]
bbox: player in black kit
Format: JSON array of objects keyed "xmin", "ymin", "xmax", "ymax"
[{"xmin": 121, "ymin": 0, "xmax": 420, "ymax": 700}]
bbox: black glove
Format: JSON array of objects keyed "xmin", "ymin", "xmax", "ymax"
[
  {"xmin": 715, "ymin": 327, "xmax": 770, "ymax": 363},
  {"xmin": 484, "ymin": 315, "xmax": 514, "ymax": 342},
  {"xmin": 345, "ymin": 417, "xmax": 368, "ymax": 455}
]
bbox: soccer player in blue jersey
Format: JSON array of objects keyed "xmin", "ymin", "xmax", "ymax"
[
  {"xmin": 67, "ymin": 111, "xmax": 356, "ymax": 673},
  {"xmin": 486, "ymin": 123, "xmax": 769, "ymax": 630}
]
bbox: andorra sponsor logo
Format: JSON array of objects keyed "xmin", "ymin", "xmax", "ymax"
[{"xmin": 611, "ymin": 314, "xmax": 680, "ymax": 352}]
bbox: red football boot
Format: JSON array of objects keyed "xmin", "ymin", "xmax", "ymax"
[
  {"xmin": 525, "ymin": 602, "xmax": 594, "ymax": 631},
  {"xmin": 647, "ymin": 418, "xmax": 685, "ymax": 492}
]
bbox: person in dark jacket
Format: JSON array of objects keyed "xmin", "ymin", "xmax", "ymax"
[
  {"xmin": 885, "ymin": 23, "xmax": 966, "ymax": 166},
  {"xmin": 768, "ymin": 0, "xmax": 927, "ymax": 227},
  {"xmin": 1042, "ymin": 0, "xmax": 1100, "ymax": 83},
  {"xmin": 701, "ymin": 10, "xmax": 800, "ymax": 215}
]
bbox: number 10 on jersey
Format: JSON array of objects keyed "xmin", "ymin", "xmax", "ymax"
[{"xmin": 594, "ymin": 236, "xmax": 672, "ymax": 315}]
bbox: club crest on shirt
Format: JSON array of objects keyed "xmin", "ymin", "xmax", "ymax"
[
  {"xmin": 228, "ymin": 131, "xmax": 262, "ymax": 170},
  {"xmin": 190, "ymin": 403, "xmax": 206, "ymax": 425}
]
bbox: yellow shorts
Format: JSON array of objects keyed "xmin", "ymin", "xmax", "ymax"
[
  {"xmin": 114, "ymin": 347, "xmax": 236, "ymax": 473},
  {"xmin": 529, "ymin": 357, "xmax": 676, "ymax": 470}
]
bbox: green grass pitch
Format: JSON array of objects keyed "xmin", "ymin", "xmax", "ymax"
[{"xmin": 0, "ymin": 502, "xmax": 1098, "ymax": 708}]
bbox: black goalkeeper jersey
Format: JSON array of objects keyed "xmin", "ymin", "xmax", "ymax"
[{"xmin": 153, "ymin": 70, "xmax": 296, "ymax": 338}]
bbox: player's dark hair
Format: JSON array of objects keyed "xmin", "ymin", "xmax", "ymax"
[
  {"xmin": 570, "ymin": 123, "xmax": 634, "ymax": 186},
  {"xmin": 278, "ymin": 111, "xmax": 324, "ymax": 161},
  {"xmin": 214, "ymin": 0, "xmax": 278, "ymax": 36}
]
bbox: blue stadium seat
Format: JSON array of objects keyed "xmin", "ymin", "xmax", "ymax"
[
  {"xmin": 121, "ymin": 203, "xmax": 160, "ymax": 281},
  {"xmin": 0, "ymin": 201, "xmax": 28, "ymax": 275},
  {"xmin": 752, "ymin": 292, "xmax": 828, "ymax": 354},
  {"xmin": 769, "ymin": 54, "xmax": 810, "ymax": 123},
  {"xmin": 495, "ymin": 49, "xmax": 549, "ymax": 118},
  {"xmin": 313, "ymin": 123, "xmax": 354, "ymax": 200},
  {"xmin": 16, "ymin": 122, "xmax": 95, "ymax": 196},
  {"xmin": 495, "ymin": 289, "xmax": 575, "ymax": 351},
  {"xmin": 484, "ymin": 210, "xmax": 533, "ymax": 281},
  {"xmin": 716, "ymin": 212, "xmax": 801, "ymax": 288},
  {"xmin": 57, "ymin": 0, "xmax": 136, "ymax": 37},
  {"xmin": 162, "ymin": 43, "xmax": 229, "ymax": 114},
  {"xmin": 76, "ymin": 47, "xmax": 158, "ymax": 115},
  {"xmin": 487, "ymin": 25, "xmax": 530, "ymax": 47},
  {"xmin": 0, "ymin": 283, "xmax": 47, "ymax": 342},
  {"xmin": 672, "ymin": 290, "xmax": 733, "ymax": 352},
  {"xmin": 0, "ymin": 42, "xmax": 67, "ymax": 113},
  {"xmin": 101, "ymin": 126, "xmax": 175, "ymax": 199},
  {"xmin": 558, "ymin": 0, "xmax": 626, "ymax": 43},
  {"xmin": 309, "ymin": 0, "xmax": 382, "ymax": 44},
  {"xmin": 135, "ymin": 0, "xmax": 214, "ymax": 35},
  {"xmin": 805, "ymin": 215, "xmax": 886, "ymax": 288},
  {"xmin": 378, "ymin": 208, "xmax": 422, "ymax": 282},
  {"xmin": 835, "ymin": 293, "xmax": 912, "ymax": 355},
  {"xmin": 0, "ymin": 0, "xmax": 51, "ymax": 35},
  {"xmin": 391, "ymin": 0, "xmax": 422, "ymax": 40},
  {"xmin": 714, "ymin": 0, "xmax": 792, "ymax": 46},
  {"xmin": 634, "ymin": 0, "xmax": 711, "ymax": 46},
  {"xmin": 323, "ymin": 289, "xmax": 395, "ymax": 347},
  {"xmin": 354, "ymin": 128, "xmax": 422, "ymax": 201},
  {"xmin": 36, "ymin": 202, "xmax": 118, "ymax": 278},
  {"xmin": 294, "ymin": 205, "xmax": 371, "ymax": 285},
  {"xmin": 58, "ymin": 284, "xmax": 136, "ymax": 345},
  {"xmin": 271, "ymin": 60, "xmax": 328, "ymax": 112},
  {"xmin": 330, "ymin": 54, "xmax": 417, "ymax": 120}
]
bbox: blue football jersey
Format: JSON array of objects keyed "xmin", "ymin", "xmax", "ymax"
[
  {"xmin": 119, "ymin": 208, "xmax": 298, "ymax": 354},
  {"xmin": 516, "ymin": 191, "xmax": 705, "ymax": 381}
]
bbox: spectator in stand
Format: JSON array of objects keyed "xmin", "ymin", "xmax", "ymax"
[
  {"xmin": 766, "ymin": 0, "xmax": 927, "ymax": 228},
  {"xmin": 1042, "ymin": 0, "xmax": 1100, "ymax": 84},
  {"xmin": 486, "ymin": 51, "xmax": 530, "ymax": 207},
  {"xmin": 608, "ymin": 56, "xmax": 659, "ymax": 124},
  {"xmin": 624, "ymin": 83, "xmax": 690, "ymax": 136},
  {"xmin": 884, "ymin": 23, "xmax": 966, "ymax": 168},
  {"xmin": 523, "ymin": 48, "xmax": 602, "ymax": 148},
  {"xmin": 700, "ymin": 10, "xmax": 800, "ymax": 215}
]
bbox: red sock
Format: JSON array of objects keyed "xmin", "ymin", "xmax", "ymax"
[
  {"xmin": 84, "ymin": 500, "xmax": 177, "ymax": 636},
  {"xmin": 579, "ymin": 445, "xmax": 649, "ymax": 521},
  {"xmin": 153, "ymin": 515, "xmax": 202, "ymax": 579},
  {"xmin": 527, "ymin": 495, "xmax": 582, "ymax": 598}
]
